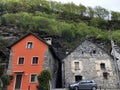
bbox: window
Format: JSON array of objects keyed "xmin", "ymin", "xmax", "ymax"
[
  {"xmin": 27, "ymin": 42, "xmax": 33, "ymax": 49},
  {"xmin": 103, "ymin": 72, "xmax": 108, "ymax": 79},
  {"xmin": 32, "ymin": 57, "xmax": 38, "ymax": 64},
  {"xmin": 18, "ymin": 57, "xmax": 24, "ymax": 65},
  {"xmin": 100, "ymin": 63, "xmax": 105, "ymax": 70},
  {"xmin": 93, "ymin": 50, "xmax": 96, "ymax": 54},
  {"xmin": 30, "ymin": 74, "xmax": 37, "ymax": 83},
  {"xmin": 75, "ymin": 62, "xmax": 80, "ymax": 70},
  {"xmin": 86, "ymin": 80, "xmax": 93, "ymax": 83}
]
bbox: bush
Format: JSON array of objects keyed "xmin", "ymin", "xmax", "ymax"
[
  {"xmin": 37, "ymin": 69, "xmax": 51, "ymax": 90},
  {"xmin": 1, "ymin": 75, "xmax": 10, "ymax": 88}
]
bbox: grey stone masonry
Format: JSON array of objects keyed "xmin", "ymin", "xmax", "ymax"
[
  {"xmin": 7, "ymin": 50, "xmax": 13, "ymax": 75},
  {"xmin": 44, "ymin": 49, "xmax": 59, "ymax": 88},
  {"xmin": 62, "ymin": 40, "xmax": 118, "ymax": 88}
]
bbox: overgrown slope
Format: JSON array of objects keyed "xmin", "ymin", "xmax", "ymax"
[{"xmin": 0, "ymin": 0, "xmax": 120, "ymax": 53}]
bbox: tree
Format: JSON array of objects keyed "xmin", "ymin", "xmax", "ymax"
[
  {"xmin": 94, "ymin": 6, "xmax": 109, "ymax": 19},
  {"xmin": 78, "ymin": 4, "xmax": 86, "ymax": 16},
  {"xmin": 37, "ymin": 69, "xmax": 51, "ymax": 90},
  {"xmin": 6, "ymin": 1, "xmax": 24, "ymax": 13},
  {"xmin": 87, "ymin": 7, "xmax": 95, "ymax": 19},
  {"xmin": 91, "ymin": 17, "xmax": 108, "ymax": 29},
  {"xmin": 111, "ymin": 11, "xmax": 120, "ymax": 20},
  {"xmin": 1, "ymin": 75, "xmax": 11, "ymax": 88}
]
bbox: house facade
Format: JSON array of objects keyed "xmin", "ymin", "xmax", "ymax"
[
  {"xmin": 7, "ymin": 33, "xmax": 60, "ymax": 90},
  {"xmin": 62, "ymin": 40, "xmax": 118, "ymax": 88},
  {"xmin": 111, "ymin": 43, "xmax": 120, "ymax": 80}
]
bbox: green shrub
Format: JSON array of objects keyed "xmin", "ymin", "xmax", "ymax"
[
  {"xmin": 1, "ymin": 75, "xmax": 10, "ymax": 88},
  {"xmin": 37, "ymin": 69, "xmax": 51, "ymax": 90}
]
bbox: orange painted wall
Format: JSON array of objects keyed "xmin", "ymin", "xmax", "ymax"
[{"xmin": 8, "ymin": 35, "xmax": 48, "ymax": 90}]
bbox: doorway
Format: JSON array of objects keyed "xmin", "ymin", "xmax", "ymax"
[
  {"xmin": 75, "ymin": 75, "xmax": 82, "ymax": 82},
  {"xmin": 14, "ymin": 74, "xmax": 22, "ymax": 90}
]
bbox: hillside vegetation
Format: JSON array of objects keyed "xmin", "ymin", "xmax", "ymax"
[{"xmin": 0, "ymin": 0, "xmax": 120, "ymax": 51}]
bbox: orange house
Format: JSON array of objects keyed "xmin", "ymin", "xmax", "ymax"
[{"xmin": 7, "ymin": 33, "xmax": 61, "ymax": 90}]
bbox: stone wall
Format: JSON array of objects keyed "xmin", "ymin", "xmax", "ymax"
[
  {"xmin": 44, "ymin": 49, "xmax": 59, "ymax": 88},
  {"xmin": 62, "ymin": 40, "xmax": 117, "ymax": 88},
  {"xmin": 7, "ymin": 50, "xmax": 13, "ymax": 75}
]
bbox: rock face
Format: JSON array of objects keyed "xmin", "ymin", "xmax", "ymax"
[{"xmin": 62, "ymin": 40, "xmax": 117, "ymax": 88}]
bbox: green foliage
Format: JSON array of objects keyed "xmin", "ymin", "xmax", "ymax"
[
  {"xmin": 91, "ymin": 17, "xmax": 108, "ymax": 29},
  {"xmin": 1, "ymin": 75, "xmax": 10, "ymax": 88},
  {"xmin": 94, "ymin": 6, "xmax": 109, "ymax": 19},
  {"xmin": 111, "ymin": 11, "xmax": 120, "ymax": 20},
  {"xmin": 0, "ymin": 0, "xmax": 120, "ymax": 48},
  {"xmin": 37, "ymin": 69, "xmax": 51, "ymax": 90},
  {"xmin": 0, "ymin": 65, "xmax": 4, "ymax": 77},
  {"xmin": 112, "ymin": 30, "xmax": 120, "ymax": 45},
  {"xmin": 6, "ymin": 1, "xmax": 24, "ymax": 13},
  {"xmin": 87, "ymin": 7, "xmax": 95, "ymax": 18},
  {"xmin": 0, "ymin": 36, "xmax": 7, "ymax": 50},
  {"xmin": 17, "ymin": 12, "xmax": 32, "ymax": 29}
]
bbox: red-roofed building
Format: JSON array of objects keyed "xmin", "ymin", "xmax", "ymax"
[{"xmin": 7, "ymin": 33, "xmax": 61, "ymax": 90}]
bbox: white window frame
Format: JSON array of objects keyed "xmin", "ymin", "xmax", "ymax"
[
  {"xmin": 31, "ymin": 56, "xmax": 39, "ymax": 65},
  {"xmin": 30, "ymin": 74, "xmax": 37, "ymax": 83},
  {"xmin": 26, "ymin": 41, "xmax": 33, "ymax": 49},
  {"xmin": 17, "ymin": 57, "xmax": 24, "ymax": 65},
  {"xmin": 74, "ymin": 62, "xmax": 80, "ymax": 70},
  {"xmin": 71, "ymin": 60, "xmax": 83, "ymax": 73},
  {"xmin": 13, "ymin": 74, "xmax": 23, "ymax": 90}
]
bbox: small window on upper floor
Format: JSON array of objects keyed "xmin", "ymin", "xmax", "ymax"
[
  {"xmin": 74, "ymin": 62, "xmax": 80, "ymax": 70},
  {"xmin": 100, "ymin": 63, "xmax": 106, "ymax": 70},
  {"xmin": 93, "ymin": 50, "xmax": 96, "ymax": 54},
  {"xmin": 30, "ymin": 74, "xmax": 37, "ymax": 83},
  {"xmin": 32, "ymin": 57, "xmax": 38, "ymax": 65},
  {"xmin": 18, "ymin": 57, "xmax": 24, "ymax": 65},
  {"xmin": 27, "ymin": 42, "xmax": 33, "ymax": 49}
]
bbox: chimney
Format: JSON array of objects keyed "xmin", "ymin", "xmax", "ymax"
[{"xmin": 44, "ymin": 37, "xmax": 52, "ymax": 45}]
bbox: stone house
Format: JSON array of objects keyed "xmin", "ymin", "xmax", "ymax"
[
  {"xmin": 111, "ymin": 43, "xmax": 120, "ymax": 80},
  {"xmin": 62, "ymin": 40, "xmax": 118, "ymax": 88},
  {"xmin": 7, "ymin": 33, "xmax": 61, "ymax": 90}
]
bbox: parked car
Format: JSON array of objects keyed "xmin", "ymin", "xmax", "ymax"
[{"xmin": 69, "ymin": 80, "xmax": 97, "ymax": 90}]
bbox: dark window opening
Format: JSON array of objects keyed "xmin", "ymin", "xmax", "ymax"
[
  {"xmin": 103, "ymin": 72, "xmax": 108, "ymax": 79},
  {"xmin": 82, "ymin": 51, "xmax": 84, "ymax": 54},
  {"xmin": 31, "ymin": 74, "xmax": 37, "ymax": 83},
  {"xmin": 27, "ymin": 42, "xmax": 32, "ymax": 49},
  {"xmin": 100, "ymin": 63, "xmax": 106, "ymax": 70},
  {"xmin": 75, "ymin": 75, "xmax": 82, "ymax": 82},
  {"xmin": 93, "ymin": 50, "xmax": 96, "ymax": 54},
  {"xmin": 32, "ymin": 57, "xmax": 38, "ymax": 64},
  {"xmin": 15, "ymin": 75, "xmax": 22, "ymax": 89},
  {"xmin": 18, "ymin": 57, "xmax": 24, "ymax": 64},
  {"xmin": 116, "ymin": 58, "xmax": 119, "ymax": 60}
]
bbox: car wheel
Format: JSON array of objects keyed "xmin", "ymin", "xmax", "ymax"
[
  {"xmin": 74, "ymin": 86, "xmax": 79, "ymax": 90},
  {"xmin": 91, "ymin": 87, "xmax": 96, "ymax": 90}
]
